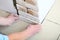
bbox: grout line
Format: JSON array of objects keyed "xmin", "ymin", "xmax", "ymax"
[
  {"xmin": 41, "ymin": 1, "xmax": 55, "ymax": 24},
  {"xmin": 57, "ymin": 34, "xmax": 60, "ymax": 40},
  {"xmin": 47, "ymin": 19, "xmax": 60, "ymax": 26}
]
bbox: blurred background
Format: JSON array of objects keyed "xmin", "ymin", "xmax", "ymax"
[{"xmin": 0, "ymin": 0, "xmax": 60, "ymax": 40}]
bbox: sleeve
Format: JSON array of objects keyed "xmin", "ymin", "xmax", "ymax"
[{"xmin": 0, "ymin": 34, "xmax": 9, "ymax": 40}]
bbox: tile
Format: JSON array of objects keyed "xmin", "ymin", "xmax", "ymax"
[
  {"xmin": 37, "ymin": 0, "xmax": 55, "ymax": 23},
  {"xmin": 0, "ymin": 0, "xmax": 17, "ymax": 14},
  {"xmin": 28, "ymin": 19, "xmax": 60, "ymax": 40},
  {"xmin": 46, "ymin": 0, "xmax": 60, "ymax": 24},
  {"xmin": 58, "ymin": 37, "xmax": 60, "ymax": 40},
  {"xmin": 25, "ymin": 0, "xmax": 37, "ymax": 5},
  {"xmin": 58, "ymin": 34, "xmax": 60, "ymax": 40}
]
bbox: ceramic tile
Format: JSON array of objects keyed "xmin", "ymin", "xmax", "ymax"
[
  {"xmin": 28, "ymin": 19, "xmax": 60, "ymax": 40},
  {"xmin": 46, "ymin": 0, "xmax": 60, "ymax": 24}
]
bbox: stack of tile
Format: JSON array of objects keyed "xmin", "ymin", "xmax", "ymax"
[
  {"xmin": 16, "ymin": 0, "xmax": 39, "ymax": 24},
  {"xmin": 16, "ymin": 0, "xmax": 38, "ymax": 17}
]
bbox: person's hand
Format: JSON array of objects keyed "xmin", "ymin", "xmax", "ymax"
[
  {"xmin": 6, "ymin": 14, "xmax": 19, "ymax": 25},
  {"xmin": 7, "ymin": 14, "xmax": 19, "ymax": 21},
  {"xmin": 0, "ymin": 14, "xmax": 19, "ymax": 26},
  {"xmin": 26, "ymin": 24, "xmax": 41, "ymax": 33}
]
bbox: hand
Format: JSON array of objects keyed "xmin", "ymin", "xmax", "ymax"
[
  {"xmin": 27, "ymin": 24, "xmax": 41, "ymax": 33},
  {"xmin": 6, "ymin": 14, "xmax": 19, "ymax": 25},
  {"xmin": 7, "ymin": 14, "xmax": 19, "ymax": 21},
  {"xmin": 0, "ymin": 14, "xmax": 19, "ymax": 26}
]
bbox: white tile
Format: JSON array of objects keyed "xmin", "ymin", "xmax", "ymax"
[
  {"xmin": 28, "ymin": 19, "xmax": 60, "ymax": 40},
  {"xmin": 46, "ymin": 0, "xmax": 60, "ymax": 24},
  {"xmin": 0, "ymin": 0, "xmax": 17, "ymax": 14},
  {"xmin": 58, "ymin": 34, "xmax": 60, "ymax": 40},
  {"xmin": 37, "ymin": 0, "xmax": 55, "ymax": 23}
]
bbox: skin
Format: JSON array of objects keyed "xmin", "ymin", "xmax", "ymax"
[{"xmin": 0, "ymin": 14, "xmax": 18, "ymax": 26}]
